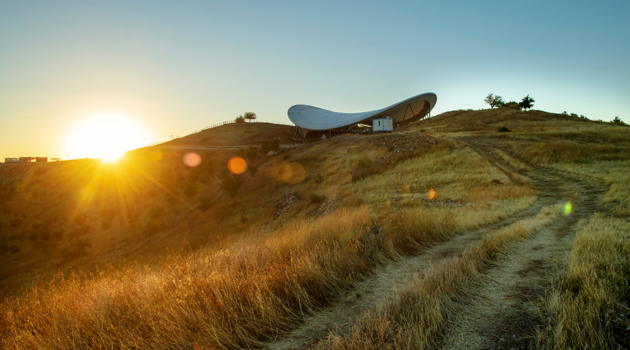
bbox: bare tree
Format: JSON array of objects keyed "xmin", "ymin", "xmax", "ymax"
[{"xmin": 484, "ymin": 94, "xmax": 504, "ymax": 109}]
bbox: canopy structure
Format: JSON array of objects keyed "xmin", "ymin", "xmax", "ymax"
[{"xmin": 287, "ymin": 92, "xmax": 437, "ymax": 139}]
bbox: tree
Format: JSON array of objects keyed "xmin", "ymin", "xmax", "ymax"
[
  {"xmin": 612, "ymin": 116, "xmax": 625, "ymax": 125},
  {"xmin": 519, "ymin": 95, "xmax": 535, "ymax": 111},
  {"xmin": 243, "ymin": 112, "xmax": 257, "ymax": 123},
  {"xmin": 484, "ymin": 93, "xmax": 504, "ymax": 109},
  {"xmin": 235, "ymin": 115, "xmax": 246, "ymax": 123},
  {"xmin": 219, "ymin": 173, "xmax": 245, "ymax": 197}
]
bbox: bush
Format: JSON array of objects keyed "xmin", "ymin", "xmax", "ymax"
[
  {"xmin": 358, "ymin": 155, "xmax": 373, "ymax": 168},
  {"xmin": 505, "ymin": 101, "xmax": 520, "ymax": 110},
  {"xmin": 198, "ymin": 196, "xmax": 213, "ymax": 212},
  {"xmin": 498, "ymin": 126, "xmax": 512, "ymax": 132},
  {"xmin": 235, "ymin": 116, "xmax": 245, "ymax": 123},
  {"xmin": 612, "ymin": 116, "xmax": 625, "ymax": 125},
  {"xmin": 240, "ymin": 215, "xmax": 247, "ymax": 223},
  {"xmin": 314, "ymin": 173, "xmax": 324, "ymax": 184},
  {"xmin": 570, "ymin": 113, "xmax": 579, "ymax": 118}
]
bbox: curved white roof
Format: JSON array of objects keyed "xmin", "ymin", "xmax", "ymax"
[{"xmin": 288, "ymin": 92, "xmax": 437, "ymax": 130}]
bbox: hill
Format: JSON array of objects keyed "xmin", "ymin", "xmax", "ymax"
[
  {"xmin": 161, "ymin": 121, "xmax": 294, "ymax": 146},
  {"xmin": 1, "ymin": 109, "xmax": 628, "ymax": 349}
]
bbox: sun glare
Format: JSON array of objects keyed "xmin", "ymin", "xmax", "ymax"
[{"xmin": 64, "ymin": 115, "xmax": 150, "ymax": 162}]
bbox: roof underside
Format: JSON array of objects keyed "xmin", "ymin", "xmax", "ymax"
[{"xmin": 288, "ymin": 92, "xmax": 437, "ymax": 131}]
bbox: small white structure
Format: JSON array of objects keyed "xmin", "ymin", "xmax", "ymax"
[
  {"xmin": 372, "ymin": 117, "xmax": 393, "ymax": 132},
  {"xmin": 4, "ymin": 158, "xmax": 19, "ymax": 163}
]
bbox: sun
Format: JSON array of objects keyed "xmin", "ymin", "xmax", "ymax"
[{"xmin": 64, "ymin": 115, "xmax": 150, "ymax": 162}]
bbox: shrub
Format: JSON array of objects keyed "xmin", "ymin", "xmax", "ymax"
[
  {"xmin": 358, "ymin": 155, "xmax": 373, "ymax": 168},
  {"xmin": 612, "ymin": 116, "xmax": 625, "ymax": 125},
  {"xmin": 570, "ymin": 113, "xmax": 579, "ymax": 118},
  {"xmin": 505, "ymin": 101, "xmax": 520, "ymax": 110},
  {"xmin": 498, "ymin": 126, "xmax": 512, "ymax": 132},
  {"xmin": 240, "ymin": 215, "xmax": 247, "ymax": 223},
  {"xmin": 235, "ymin": 115, "xmax": 245, "ymax": 123},
  {"xmin": 314, "ymin": 173, "xmax": 324, "ymax": 184}
]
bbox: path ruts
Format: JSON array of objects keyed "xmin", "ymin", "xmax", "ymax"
[{"xmin": 264, "ymin": 136, "xmax": 605, "ymax": 350}]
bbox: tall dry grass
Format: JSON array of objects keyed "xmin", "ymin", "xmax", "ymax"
[
  {"xmin": 321, "ymin": 204, "xmax": 563, "ymax": 350},
  {"xmin": 511, "ymin": 141, "xmax": 630, "ymax": 216},
  {"xmin": 537, "ymin": 213, "xmax": 630, "ymax": 349},
  {"xmin": 0, "ymin": 198, "xmax": 538, "ymax": 348},
  {"xmin": 355, "ymin": 140, "xmax": 536, "ymax": 211}
]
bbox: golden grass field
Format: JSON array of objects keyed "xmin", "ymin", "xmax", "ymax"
[{"xmin": 0, "ymin": 108, "xmax": 628, "ymax": 349}]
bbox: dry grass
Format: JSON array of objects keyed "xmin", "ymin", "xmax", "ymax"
[
  {"xmin": 355, "ymin": 139, "xmax": 536, "ymax": 213},
  {"xmin": 320, "ymin": 204, "xmax": 563, "ymax": 350},
  {"xmin": 0, "ymin": 131, "xmax": 540, "ymax": 349},
  {"xmin": 510, "ymin": 140, "xmax": 630, "ymax": 217},
  {"xmin": 537, "ymin": 213, "xmax": 630, "ymax": 349}
]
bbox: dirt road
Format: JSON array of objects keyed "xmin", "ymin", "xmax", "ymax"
[{"xmin": 264, "ymin": 136, "xmax": 605, "ymax": 350}]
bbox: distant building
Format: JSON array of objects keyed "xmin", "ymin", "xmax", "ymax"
[
  {"xmin": 287, "ymin": 92, "xmax": 437, "ymax": 139},
  {"xmin": 372, "ymin": 117, "xmax": 393, "ymax": 133},
  {"xmin": 50, "ymin": 158, "xmax": 61, "ymax": 162},
  {"xmin": 5, "ymin": 158, "xmax": 19, "ymax": 163},
  {"xmin": 36, "ymin": 157, "xmax": 48, "ymax": 162},
  {"xmin": 19, "ymin": 157, "xmax": 34, "ymax": 163}
]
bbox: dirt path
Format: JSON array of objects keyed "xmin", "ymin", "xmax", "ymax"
[
  {"xmin": 436, "ymin": 138, "xmax": 605, "ymax": 350},
  {"xmin": 264, "ymin": 137, "xmax": 605, "ymax": 350}
]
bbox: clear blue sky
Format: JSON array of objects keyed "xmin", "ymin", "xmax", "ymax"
[{"xmin": 1, "ymin": 0, "xmax": 628, "ymax": 159}]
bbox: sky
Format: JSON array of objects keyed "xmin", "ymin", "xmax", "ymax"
[{"xmin": 1, "ymin": 0, "xmax": 629, "ymax": 160}]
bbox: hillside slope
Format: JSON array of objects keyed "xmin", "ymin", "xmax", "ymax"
[{"xmin": 1, "ymin": 109, "xmax": 629, "ymax": 349}]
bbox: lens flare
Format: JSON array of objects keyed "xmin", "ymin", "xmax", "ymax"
[
  {"xmin": 429, "ymin": 188, "xmax": 436, "ymax": 200},
  {"xmin": 183, "ymin": 153, "xmax": 202, "ymax": 167},
  {"xmin": 564, "ymin": 202, "xmax": 573, "ymax": 216},
  {"xmin": 228, "ymin": 157, "xmax": 247, "ymax": 174}
]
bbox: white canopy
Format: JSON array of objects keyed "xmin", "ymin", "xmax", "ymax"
[{"xmin": 288, "ymin": 92, "xmax": 437, "ymax": 131}]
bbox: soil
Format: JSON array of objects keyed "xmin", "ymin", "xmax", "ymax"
[{"xmin": 263, "ymin": 135, "xmax": 606, "ymax": 350}]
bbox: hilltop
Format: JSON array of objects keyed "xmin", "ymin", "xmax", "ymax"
[
  {"xmin": 161, "ymin": 121, "xmax": 293, "ymax": 146},
  {"xmin": 1, "ymin": 108, "xmax": 629, "ymax": 350}
]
